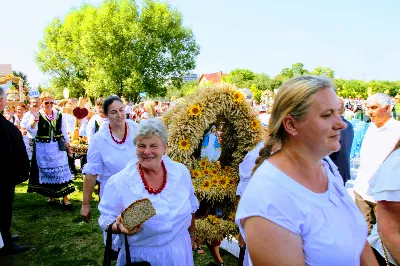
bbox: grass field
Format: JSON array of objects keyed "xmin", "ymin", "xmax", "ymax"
[{"xmin": 1, "ymin": 178, "xmax": 238, "ymax": 266}]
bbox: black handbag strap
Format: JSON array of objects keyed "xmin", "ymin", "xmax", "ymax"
[
  {"xmin": 124, "ymin": 234, "xmax": 132, "ymax": 264},
  {"xmin": 103, "ymin": 221, "xmax": 115, "ymax": 266},
  {"xmin": 124, "ymin": 234, "xmax": 151, "ymax": 266},
  {"xmin": 104, "ymin": 223, "xmax": 150, "ymax": 266}
]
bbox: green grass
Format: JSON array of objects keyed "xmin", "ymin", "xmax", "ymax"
[{"xmin": 2, "ymin": 178, "xmax": 238, "ymax": 266}]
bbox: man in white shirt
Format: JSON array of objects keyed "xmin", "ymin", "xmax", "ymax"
[{"xmin": 354, "ymin": 93, "xmax": 400, "ymax": 234}]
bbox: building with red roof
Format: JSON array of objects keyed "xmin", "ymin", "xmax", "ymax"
[{"xmin": 198, "ymin": 71, "xmax": 225, "ymax": 85}]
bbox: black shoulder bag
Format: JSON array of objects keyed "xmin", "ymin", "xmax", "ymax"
[
  {"xmin": 46, "ymin": 114, "xmax": 68, "ymax": 151},
  {"xmin": 103, "ymin": 221, "xmax": 150, "ymax": 266}
]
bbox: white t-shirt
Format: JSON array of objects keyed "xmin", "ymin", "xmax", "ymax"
[
  {"xmin": 367, "ymin": 149, "xmax": 400, "ymax": 265},
  {"xmin": 354, "ymin": 118, "xmax": 400, "ymax": 202},
  {"xmin": 236, "ymin": 157, "xmax": 368, "ymax": 266}
]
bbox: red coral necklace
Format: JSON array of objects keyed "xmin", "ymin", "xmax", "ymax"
[
  {"xmin": 139, "ymin": 161, "xmax": 167, "ymax": 194},
  {"xmin": 109, "ymin": 122, "xmax": 128, "ymax": 144}
]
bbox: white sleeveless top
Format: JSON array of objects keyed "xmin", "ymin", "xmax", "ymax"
[{"xmin": 236, "ymin": 157, "xmax": 367, "ymax": 266}]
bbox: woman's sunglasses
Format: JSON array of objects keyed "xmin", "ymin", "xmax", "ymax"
[{"xmin": 44, "ymin": 101, "xmax": 54, "ymax": 105}]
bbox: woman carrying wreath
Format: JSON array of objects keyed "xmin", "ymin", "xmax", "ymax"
[
  {"xmin": 27, "ymin": 92, "xmax": 75, "ymax": 207},
  {"xmin": 98, "ymin": 118, "xmax": 199, "ymax": 266}
]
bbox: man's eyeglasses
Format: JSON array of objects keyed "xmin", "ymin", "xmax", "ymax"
[{"xmin": 44, "ymin": 101, "xmax": 54, "ymax": 105}]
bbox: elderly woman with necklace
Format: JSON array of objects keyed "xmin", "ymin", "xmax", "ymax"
[
  {"xmin": 81, "ymin": 95, "xmax": 137, "ymax": 223},
  {"xmin": 27, "ymin": 92, "xmax": 75, "ymax": 206},
  {"xmin": 98, "ymin": 118, "xmax": 199, "ymax": 266}
]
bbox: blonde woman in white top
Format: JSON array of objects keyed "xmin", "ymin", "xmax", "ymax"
[{"xmin": 236, "ymin": 76, "xmax": 378, "ymax": 266}]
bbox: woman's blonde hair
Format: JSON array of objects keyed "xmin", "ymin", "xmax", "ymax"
[
  {"xmin": 253, "ymin": 76, "xmax": 335, "ymax": 173},
  {"xmin": 144, "ymin": 101, "xmax": 156, "ymax": 117},
  {"xmin": 40, "ymin": 91, "xmax": 54, "ymax": 101}
]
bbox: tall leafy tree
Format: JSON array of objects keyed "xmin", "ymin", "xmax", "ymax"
[
  {"xmin": 12, "ymin": 71, "xmax": 29, "ymax": 87},
  {"xmin": 36, "ymin": 0, "xmax": 200, "ymax": 100},
  {"xmin": 221, "ymin": 69, "xmax": 256, "ymax": 88},
  {"xmin": 311, "ymin": 66, "xmax": 335, "ymax": 78},
  {"xmin": 276, "ymin": 62, "xmax": 309, "ymax": 81}
]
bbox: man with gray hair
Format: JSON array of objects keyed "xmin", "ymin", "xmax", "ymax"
[
  {"xmin": 354, "ymin": 93, "xmax": 400, "ymax": 233},
  {"xmin": 0, "ymin": 86, "xmax": 30, "ymax": 256}
]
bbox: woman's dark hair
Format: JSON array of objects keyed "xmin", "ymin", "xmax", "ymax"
[{"xmin": 103, "ymin": 95, "xmax": 123, "ymax": 115}]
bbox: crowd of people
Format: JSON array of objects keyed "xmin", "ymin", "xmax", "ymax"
[
  {"xmin": 1, "ymin": 76, "xmax": 400, "ymax": 266},
  {"xmin": 250, "ymin": 91, "xmax": 400, "ymax": 128}
]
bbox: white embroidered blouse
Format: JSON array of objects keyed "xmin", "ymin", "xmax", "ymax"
[
  {"xmin": 98, "ymin": 156, "xmax": 199, "ymax": 248},
  {"xmin": 83, "ymin": 120, "xmax": 137, "ymax": 184}
]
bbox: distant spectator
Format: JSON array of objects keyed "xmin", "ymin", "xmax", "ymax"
[
  {"xmin": 394, "ymin": 95, "xmax": 400, "ymax": 121},
  {"xmin": 14, "ymin": 102, "xmax": 27, "ymax": 128},
  {"xmin": 86, "ymin": 98, "xmax": 107, "ymax": 145},
  {"xmin": 20, "ymin": 97, "xmax": 41, "ymax": 160},
  {"xmin": 257, "ymin": 104, "xmax": 270, "ymax": 127},
  {"xmin": 125, "ymin": 100, "xmax": 131, "ymax": 119},
  {"xmin": 354, "ymin": 102, "xmax": 364, "ymax": 120},
  {"xmin": 329, "ymin": 98, "xmax": 354, "ymax": 184}
]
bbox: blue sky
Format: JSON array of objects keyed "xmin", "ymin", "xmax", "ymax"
[{"xmin": 1, "ymin": 0, "xmax": 399, "ymax": 87}]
